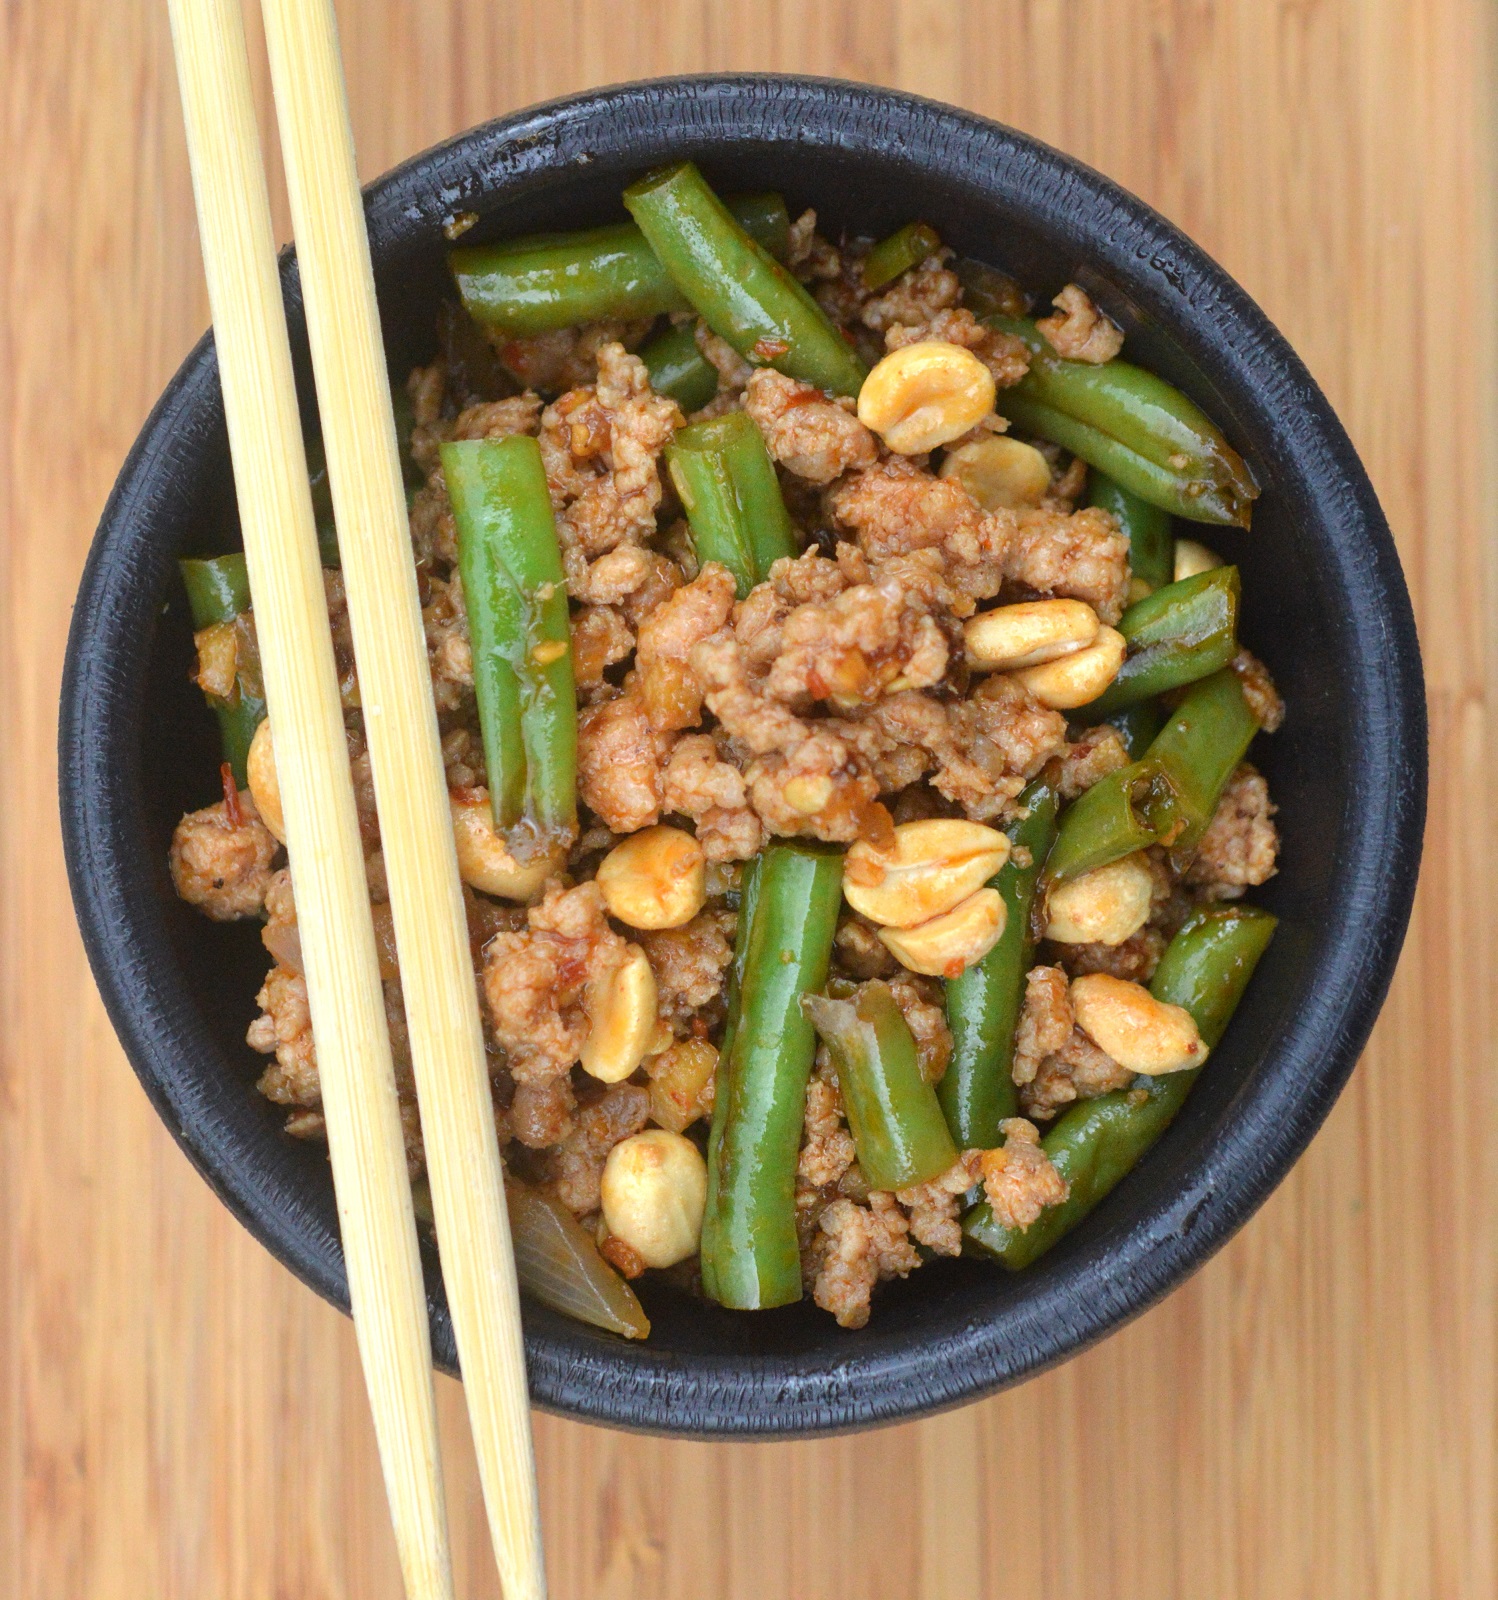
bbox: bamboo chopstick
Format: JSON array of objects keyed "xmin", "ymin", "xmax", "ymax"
[
  {"xmin": 165, "ymin": 2, "xmax": 454, "ymax": 1597},
  {"xmin": 254, "ymin": 2, "xmax": 546, "ymax": 1597}
]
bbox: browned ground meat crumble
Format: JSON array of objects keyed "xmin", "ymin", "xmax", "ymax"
[{"xmin": 169, "ymin": 215, "xmax": 1282, "ymax": 1327}]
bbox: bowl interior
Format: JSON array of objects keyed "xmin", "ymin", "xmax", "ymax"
[{"xmin": 67, "ymin": 77, "xmax": 1423, "ymax": 1436}]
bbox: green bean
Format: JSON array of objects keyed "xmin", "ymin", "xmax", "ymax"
[
  {"xmin": 861, "ymin": 221, "xmax": 942, "ymax": 291},
  {"xmin": 1145, "ymin": 668, "xmax": 1262, "ymax": 857},
  {"xmin": 1081, "ymin": 566, "xmax": 1240, "ymax": 718},
  {"xmin": 442, "ymin": 436, "xmax": 577, "ymax": 850},
  {"xmin": 1044, "ymin": 758, "xmax": 1174, "ymax": 884},
  {"xmin": 1088, "ymin": 469, "xmax": 1173, "ymax": 593},
  {"xmin": 963, "ymin": 904, "xmax": 1277, "ymax": 1268},
  {"xmin": 639, "ymin": 321, "xmax": 720, "ymax": 412},
  {"xmin": 803, "ymin": 982, "xmax": 958, "ymax": 1192},
  {"xmin": 939, "ymin": 777, "xmax": 1059, "ymax": 1148},
  {"xmin": 988, "ymin": 316, "xmax": 1257, "ymax": 527},
  {"xmin": 624, "ymin": 162, "xmax": 868, "ymax": 398},
  {"xmin": 665, "ymin": 410, "xmax": 800, "ymax": 598},
  {"xmin": 180, "ymin": 555, "xmax": 266, "ymax": 786},
  {"xmin": 1103, "ymin": 701, "xmax": 1165, "ymax": 759},
  {"xmin": 701, "ymin": 842, "xmax": 844, "ymax": 1310},
  {"xmin": 450, "ymin": 192, "xmax": 790, "ymax": 337},
  {"xmin": 954, "ymin": 259, "xmax": 1029, "ymax": 318}
]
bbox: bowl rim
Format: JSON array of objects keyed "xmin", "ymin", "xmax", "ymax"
[{"xmin": 61, "ymin": 72, "xmax": 1427, "ymax": 1437}]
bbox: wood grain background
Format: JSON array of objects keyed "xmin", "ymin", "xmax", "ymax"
[{"xmin": 2, "ymin": 2, "xmax": 1491, "ymax": 1595}]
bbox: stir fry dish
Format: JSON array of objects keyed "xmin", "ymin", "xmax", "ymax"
[{"xmin": 170, "ymin": 164, "xmax": 1281, "ymax": 1336}]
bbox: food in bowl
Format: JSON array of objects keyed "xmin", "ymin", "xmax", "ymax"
[{"xmin": 168, "ymin": 161, "xmax": 1280, "ymax": 1336}]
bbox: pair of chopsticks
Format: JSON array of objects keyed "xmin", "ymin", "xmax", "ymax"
[{"xmin": 166, "ymin": 1, "xmax": 544, "ymax": 1596}]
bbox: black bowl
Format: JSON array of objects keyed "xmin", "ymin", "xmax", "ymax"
[{"xmin": 60, "ymin": 75, "xmax": 1425, "ymax": 1437}]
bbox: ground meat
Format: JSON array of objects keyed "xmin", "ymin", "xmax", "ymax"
[
  {"xmin": 978, "ymin": 1119, "xmax": 1070, "ymax": 1228},
  {"xmin": 1184, "ymin": 764, "xmax": 1280, "ymax": 897},
  {"xmin": 861, "ymin": 258, "xmax": 961, "ymax": 334},
  {"xmin": 493, "ymin": 317, "xmax": 653, "ymax": 394},
  {"xmin": 1011, "ymin": 965, "xmax": 1073, "ymax": 1087},
  {"xmin": 576, "ymin": 689, "xmax": 673, "ymax": 833},
  {"xmin": 896, "ymin": 1154, "xmax": 980, "ymax": 1255},
  {"xmin": 634, "ymin": 562, "xmax": 737, "ymax": 732},
  {"xmin": 510, "ymin": 1076, "xmax": 577, "ymax": 1150},
  {"xmin": 693, "ymin": 321, "xmax": 754, "ymax": 391},
  {"xmin": 763, "ymin": 570, "xmax": 949, "ymax": 710},
  {"xmin": 660, "ymin": 734, "xmax": 763, "ymax": 861},
  {"xmin": 743, "ymin": 368, "xmax": 878, "ymax": 484},
  {"xmin": 451, "ymin": 392, "xmax": 544, "ymax": 441},
  {"xmin": 570, "ymin": 604, "xmax": 634, "ymax": 696},
  {"xmin": 829, "ymin": 457, "xmax": 1010, "ymax": 616},
  {"xmin": 860, "ymin": 258, "xmax": 1030, "ymax": 386},
  {"xmin": 1036, "ymin": 284, "xmax": 1124, "ymax": 364},
  {"xmin": 1052, "ymin": 926, "xmax": 1168, "ymax": 984},
  {"xmin": 1020, "ymin": 1025, "xmax": 1134, "ymax": 1121},
  {"xmin": 538, "ymin": 342, "xmax": 683, "ymax": 575},
  {"xmin": 798, "ymin": 1059, "xmax": 856, "ymax": 1188},
  {"xmin": 811, "ymin": 1192, "xmax": 923, "ymax": 1330},
  {"xmin": 1042, "ymin": 454, "xmax": 1091, "ymax": 513},
  {"xmin": 785, "ymin": 209, "xmax": 844, "ymax": 283},
  {"xmin": 1057, "ymin": 723, "xmax": 1131, "ymax": 800},
  {"xmin": 1231, "ymin": 648, "xmax": 1286, "ymax": 732},
  {"xmin": 550, "ymin": 1082, "xmax": 650, "ymax": 1215},
  {"xmin": 424, "ymin": 573, "xmax": 473, "ymax": 712},
  {"xmin": 639, "ymin": 911, "xmax": 735, "ymax": 1032},
  {"xmin": 888, "ymin": 976, "xmax": 953, "ymax": 1084},
  {"xmin": 247, "ymin": 964, "xmax": 319, "ymax": 1105},
  {"xmin": 481, "ymin": 881, "xmax": 629, "ymax": 1083},
  {"xmin": 169, "ymin": 788, "xmax": 279, "ymax": 920},
  {"xmin": 834, "ymin": 912, "xmax": 899, "ymax": 980},
  {"xmin": 409, "ymin": 472, "xmax": 459, "ymax": 568},
  {"xmin": 845, "ymin": 678, "xmax": 1066, "ymax": 821},
  {"xmin": 1002, "ymin": 506, "xmax": 1132, "ymax": 624}
]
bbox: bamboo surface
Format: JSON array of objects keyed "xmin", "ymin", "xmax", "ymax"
[
  {"xmin": 2, "ymin": 1, "xmax": 1493, "ymax": 1596},
  {"xmin": 255, "ymin": 0, "xmax": 543, "ymax": 1593},
  {"xmin": 165, "ymin": 0, "xmax": 456, "ymax": 1594}
]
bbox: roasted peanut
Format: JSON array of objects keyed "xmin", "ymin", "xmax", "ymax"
[
  {"xmin": 939, "ymin": 435, "xmax": 1052, "ymax": 510},
  {"xmin": 579, "ymin": 944, "xmax": 658, "ymax": 1083},
  {"xmin": 599, "ymin": 1129, "xmax": 708, "ymax": 1269},
  {"xmin": 1010, "ymin": 625, "xmax": 1126, "ymax": 709},
  {"xmin": 1174, "ymin": 539, "xmax": 1224, "ymax": 582},
  {"xmin": 856, "ymin": 341, "xmax": 997, "ymax": 454},
  {"xmin": 964, "ymin": 599, "xmax": 1101, "ymax": 672},
  {"xmin": 449, "ymin": 792, "xmax": 561, "ymax": 901},
  {"xmin": 246, "ymin": 718, "xmax": 286, "ymax": 844},
  {"xmin": 1070, "ymin": 973, "xmax": 1207, "ymax": 1075},
  {"xmin": 1044, "ymin": 851, "xmax": 1154, "ymax": 945},
  {"xmin": 596, "ymin": 824, "xmax": 707, "ymax": 930},
  {"xmin": 843, "ymin": 819, "xmax": 1011, "ymax": 929},
  {"xmin": 646, "ymin": 1038, "xmax": 718, "ymax": 1134},
  {"xmin": 877, "ymin": 887, "xmax": 1007, "ymax": 978}
]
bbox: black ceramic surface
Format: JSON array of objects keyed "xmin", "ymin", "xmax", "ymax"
[{"xmin": 60, "ymin": 76, "xmax": 1425, "ymax": 1438}]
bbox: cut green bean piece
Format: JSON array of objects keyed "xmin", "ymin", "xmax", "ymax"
[
  {"xmin": 450, "ymin": 192, "xmax": 790, "ymax": 337},
  {"xmin": 624, "ymin": 162, "xmax": 868, "ymax": 397},
  {"xmin": 1106, "ymin": 699, "xmax": 1168, "ymax": 760},
  {"xmin": 939, "ymin": 778, "xmax": 1059, "ymax": 1148},
  {"xmin": 1081, "ymin": 565, "xmax": 1240, "ymax": 718},
  {"xmin": 639, "ymin": 321, "xmax": 720, "ymax": 412},
  {"xmin": 180, "ymin": 555, "xmax": 266, "ymax": 786},
  {"xmin": 1145, "ymin": 668, "xmax": 1262, "ymax": 857},
  {"xmin": 701, "ymin": 842, "xmax": 844, "ymax": 1310},
  {"xmin": 988, "ymin": 316, "xmax": 1257, "ymax": 526},
  {"xmin": 804, "ymin": 982, "xmax": 958, "ymax": 1192},
  {"xmin": 963, "ymin": 904, "xmax": 1276, "ymax": 1268},
  {"xmin": 665, "ymin": 410, "xmax": 800, "ymax": 598},
  {"xmin": 1088, "ymin": 470, "xmax": 1173, "ymax": 593},
  {"xmin": 443, "ymin": 436, "xmax": 577, "ymax": 849},
  {"xmin": 861, "ymin": 221, "xmax": 942, "ymax": 291},
  {"xmin": 1044, "ymin": 758, "xmax": 1174, "ymax": 884}
]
